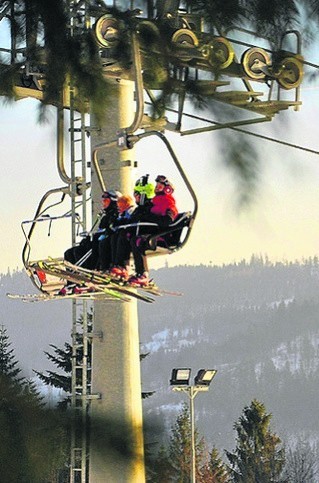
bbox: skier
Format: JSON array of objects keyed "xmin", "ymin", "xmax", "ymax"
[
  {"xmin": 64, "ymin": 190, "xmax": 121, "ymax": 270},
  {"xmin": 98, "ymin": 194, "xmax": 136, "ymax": 273},
  {"xmin": 111, "ymin": 175, "xmax": 178, "ymax": 286},
  {"xmin": 129, "ymin": 174, "xmax": 178, "ymax": 286},
  {"xmin": 110, "ymin": 177, "xmax": 155, "ymax": 278}
]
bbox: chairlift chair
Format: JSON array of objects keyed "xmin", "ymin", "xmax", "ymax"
[
  {"xmin": 21, "ymin": 186, "xmax": 83, "ymax": 294},
  {"xmin": 94, "ymin": 128, "xmax": 198, "ymax": 260}
]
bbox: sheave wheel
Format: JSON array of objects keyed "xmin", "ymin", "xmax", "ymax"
[
  {"xmin": 171, "ymin": 28, "xmax": 199, "ymax": 61},
  {"xmin": 275, "ymin": 56, "xmax": 304, "ymax": 90},
  {"xmin": 241, "ymin": 47, "xmax": 271, "ymax": 80},
  {"xmin": 94, "ymin": 14, "xmax": 121, "ymax": 48},
  {"xmin": 201, "ymin": 37, "xmax": 234, "ymax": 69}
]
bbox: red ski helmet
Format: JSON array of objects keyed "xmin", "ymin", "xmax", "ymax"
[{"xmin": 155, "ymin": 175, "xmax": 174, "ymax": 194}]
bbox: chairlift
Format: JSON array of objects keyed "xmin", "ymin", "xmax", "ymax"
[
  {"xmin": 90, "ymin": 27, "xmax": 198, "ymax": 259},
  {"xmin": 21, "ymin": 26, "xmax": 197, "ymax": 296},
  {"xmin": 21, "ymin": 186, "xmax": 84, "ymax": 294},
  {"xmin": 93, "ymin": 128, "xmax": 198, "ymax": 259}
]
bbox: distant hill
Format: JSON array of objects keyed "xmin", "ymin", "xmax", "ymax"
[
  {"xmin": 139, "ymin": 258, "xmax": 319, "ymax": 452},
  {"xmin": 0, "ymin": 269, "xmax": 71, "ymax": 376},
  {"xmin": 1, "ymin": 257, "xmax": 319, "ymax": 452}
]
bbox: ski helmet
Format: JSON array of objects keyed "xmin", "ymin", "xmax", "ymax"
[
  {"xmin": 102, "ymin": 190, "xmax": 122, "ymax": 201},
  {"xmin": 134, "ymin": 175, "xmax": 155, "ymax": 199},
  {"xmin": 155, "ymin": 175, "xmax": 174, "ymax": 194}
]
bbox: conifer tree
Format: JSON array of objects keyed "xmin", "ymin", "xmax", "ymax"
[
  {"xmin": 1, "ymin": 0, "xmax": 302, "ymax": 106},
  {"xmin": 148, "ymin": 445, "xmax": 174, "ymax": 482},
  {"xmin": 0, "ymin": 324, "xmax": 68, "ymax": 482},
  {"xmin": 200, "ymin": 447, "xmax": 230, "ymax": 482},
  {"xmin": 0, "ymin": 0, "xmax": 308, "ymax": 196},
  {"xmin": 34, "ymin": 341, "xmax": 73, "ymax": 409},
  {"xmin": 168, "ymin": 403, "xmax": 207, "ymax": 481},
  {"xmin": 150, "ymin": 403, "xmax": 222, "ymax": 481},
  {"xmin": 226, "ymin": 399, "xmax": 285, "ymax": 483},
  {"xmin": 0, "ymin": 324, "xmax": 23, "ymax": 383},
  {"xmin": 35, "ymin": 312, "xmax": 153, "ymax": 407}
]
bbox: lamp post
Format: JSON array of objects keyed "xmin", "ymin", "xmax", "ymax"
[{"xmin": 170, "ymin": 368, "xmax": 217, "ymax": 483}]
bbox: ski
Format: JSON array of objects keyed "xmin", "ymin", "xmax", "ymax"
[
  {"xmin": 61, "ymin": 262, "xmax": 155, "ymax": 303},
  {"xmin": 26, "ymin": 258, "xmax": 180, "ymax": 303},
  {"xmin": 33, "ymin": 260, "xmax": 154, "ymax": 303},
  {"xmin": 139, "ymin": 286, "xmax": 183, "ymax": 297},
  {"xmin": 6, "ymin": 289, "xmax": 121, "ymax": 303},
  {"xmin": 32, "ymin": 262, "xmax": 128, "ymax": 301},
  {"xmin": 63, "ymin": 262, "xmax": 182, "ymax": 297}
]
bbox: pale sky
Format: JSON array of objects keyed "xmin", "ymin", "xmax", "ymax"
[{"xmin": 1, "ymin": 48, "xmax": 319, "ymax": 274}]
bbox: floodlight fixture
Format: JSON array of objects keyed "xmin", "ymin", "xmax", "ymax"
[
  {"xmin": 194, "ymin": 369, "xmax": 217, "ymax": 387},
  {"xmin": 170, "ymin": 367, "xmax": 191, "ymax": 386}
]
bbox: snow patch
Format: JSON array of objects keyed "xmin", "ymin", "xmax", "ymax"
[{"xmin": 142, "ymin": 328, "xmax": 171, "ymax": 352}]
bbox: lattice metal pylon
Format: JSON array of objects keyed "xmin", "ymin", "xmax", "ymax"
[
  {"xmin": 67, "ymin": 2, "xmax": 92, "ymax": 482},
  {"xmin": 68, "ymin": 105, "xmax": 91, "ymax": 483}
]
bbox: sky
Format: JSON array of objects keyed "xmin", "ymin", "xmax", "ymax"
[{"xmin": 1, "ymin": 34, "xmax": 319, "ymax": 275}]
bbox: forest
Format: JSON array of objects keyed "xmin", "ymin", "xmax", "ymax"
[{"xmin": 1, "ymin": 256, "xmax": 319, "ymax": 456}]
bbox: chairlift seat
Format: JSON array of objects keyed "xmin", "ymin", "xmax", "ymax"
[
  {"xmin": 28, "ymin": 261, "xmax": 65, "ymax": 293},
  {"xmin": 145, "ymin": 211, "xmax": 192, "ymax": 255},
  {"xmin": 114, "ymin": 211, "xmax": 192, "ymax": 256}
]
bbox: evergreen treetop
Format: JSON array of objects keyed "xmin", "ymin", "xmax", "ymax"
[
  {"xmin": 0, "ymin": 324, "xmax": 23, "ymax": 383},
  {"xmin": 226, "ymin": 399, "xmax": 285, "ymax": 483}
]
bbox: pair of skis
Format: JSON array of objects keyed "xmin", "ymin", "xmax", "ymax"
[
  {"xmin": 7, "ymin": 258, "xmax": 181, "ymax": 303},
  {"xmin": 7, "ymin": 288, "xmax": 120, "ymax": 303},
  {"xmin": 61, "ymin": 261, "xmax": 182, "ymax": 299},
  {"xmin": 39, "ymin": 259, "xmax": 155, "ymax": 303}
]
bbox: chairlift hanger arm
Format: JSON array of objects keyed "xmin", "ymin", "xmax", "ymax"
[
  {"xmin": 128, "ymin": 130, "xmax": 198, "ymax": 222},
  {"xmin": 92, "ymin": 29, "xmax": 144, "ymax": 191},
  {"xmin": 22, "ymin": 186, "xmax": 70, "ymax": 268}
]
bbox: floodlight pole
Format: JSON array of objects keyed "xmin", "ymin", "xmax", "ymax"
[
  {"xmin": 174, "ymin": 386, "xmax": 205, "ymax": 483},
  {"xmin": 171, "ymin": 369, "xmax": 217, "ymax": 483},
  {"xmin": 189, "ymin": 386, "xmax": 198, "ymax": 483}
]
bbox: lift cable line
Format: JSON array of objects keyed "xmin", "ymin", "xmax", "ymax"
[
  {"xmin": 155, "ymin": 104, "xmax": 319, "ymax": 157},
  {"xmin": 226, "ymin": 127, "xmax": 319, "ymax": 157}
]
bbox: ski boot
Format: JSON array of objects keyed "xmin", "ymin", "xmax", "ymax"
[
  {"xmin": 128, "ymin": 273, "xmax": 150, "ymax": 288},
  {"xmin": 110, "ymin": 266, "xmax": 129, "ymax": 282},
  {"xmin": 73, "ymin": 285, "xmax": 95, "ymax": 294},
  {"xmin": 58, "ymin": 284, "xmax": 76, "ymax": 296}
]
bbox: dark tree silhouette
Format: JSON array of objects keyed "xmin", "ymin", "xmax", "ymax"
[
  {"xmin": 0, "ymin": 324, "xmax": 68, "ymax": 482},
  {"xmin": 226, "ymin": 399, "xmax": 285, "ymax": 482}
]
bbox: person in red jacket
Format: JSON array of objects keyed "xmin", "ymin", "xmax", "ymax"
[
  {"xmin": 109, "ymin": 175, "xmax": 178, "ymax": 284},
  {"xmin": 128, "ymin": 175, "xmax": 178, "ymax": 286},
  {"xmin": 143, "ymin": 174, "xmax": 178, "ymax": 225}
]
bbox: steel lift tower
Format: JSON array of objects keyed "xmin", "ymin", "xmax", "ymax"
[
  {"xmin": 65, "ymin": 3, "xmax": 145, "ymax": 482},
  {"xmin": 0, "ymin": 1, "xmax": 144, "ymax": 481}
]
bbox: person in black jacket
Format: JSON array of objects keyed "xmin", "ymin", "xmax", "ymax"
[
  {"xmin": 100, "ymin": 194, "xmax": 135, "ymax": 272},
  {"xmin": 64, "ymin": 190, "xmax": 121, "ymax": 270},
  {"xmin": 128, "ymin": 175, "xmax": 178, "ymax": 286},
  {"xmin": 110, "ymin": 176, "xmax": 155, "ymax": 280}
]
